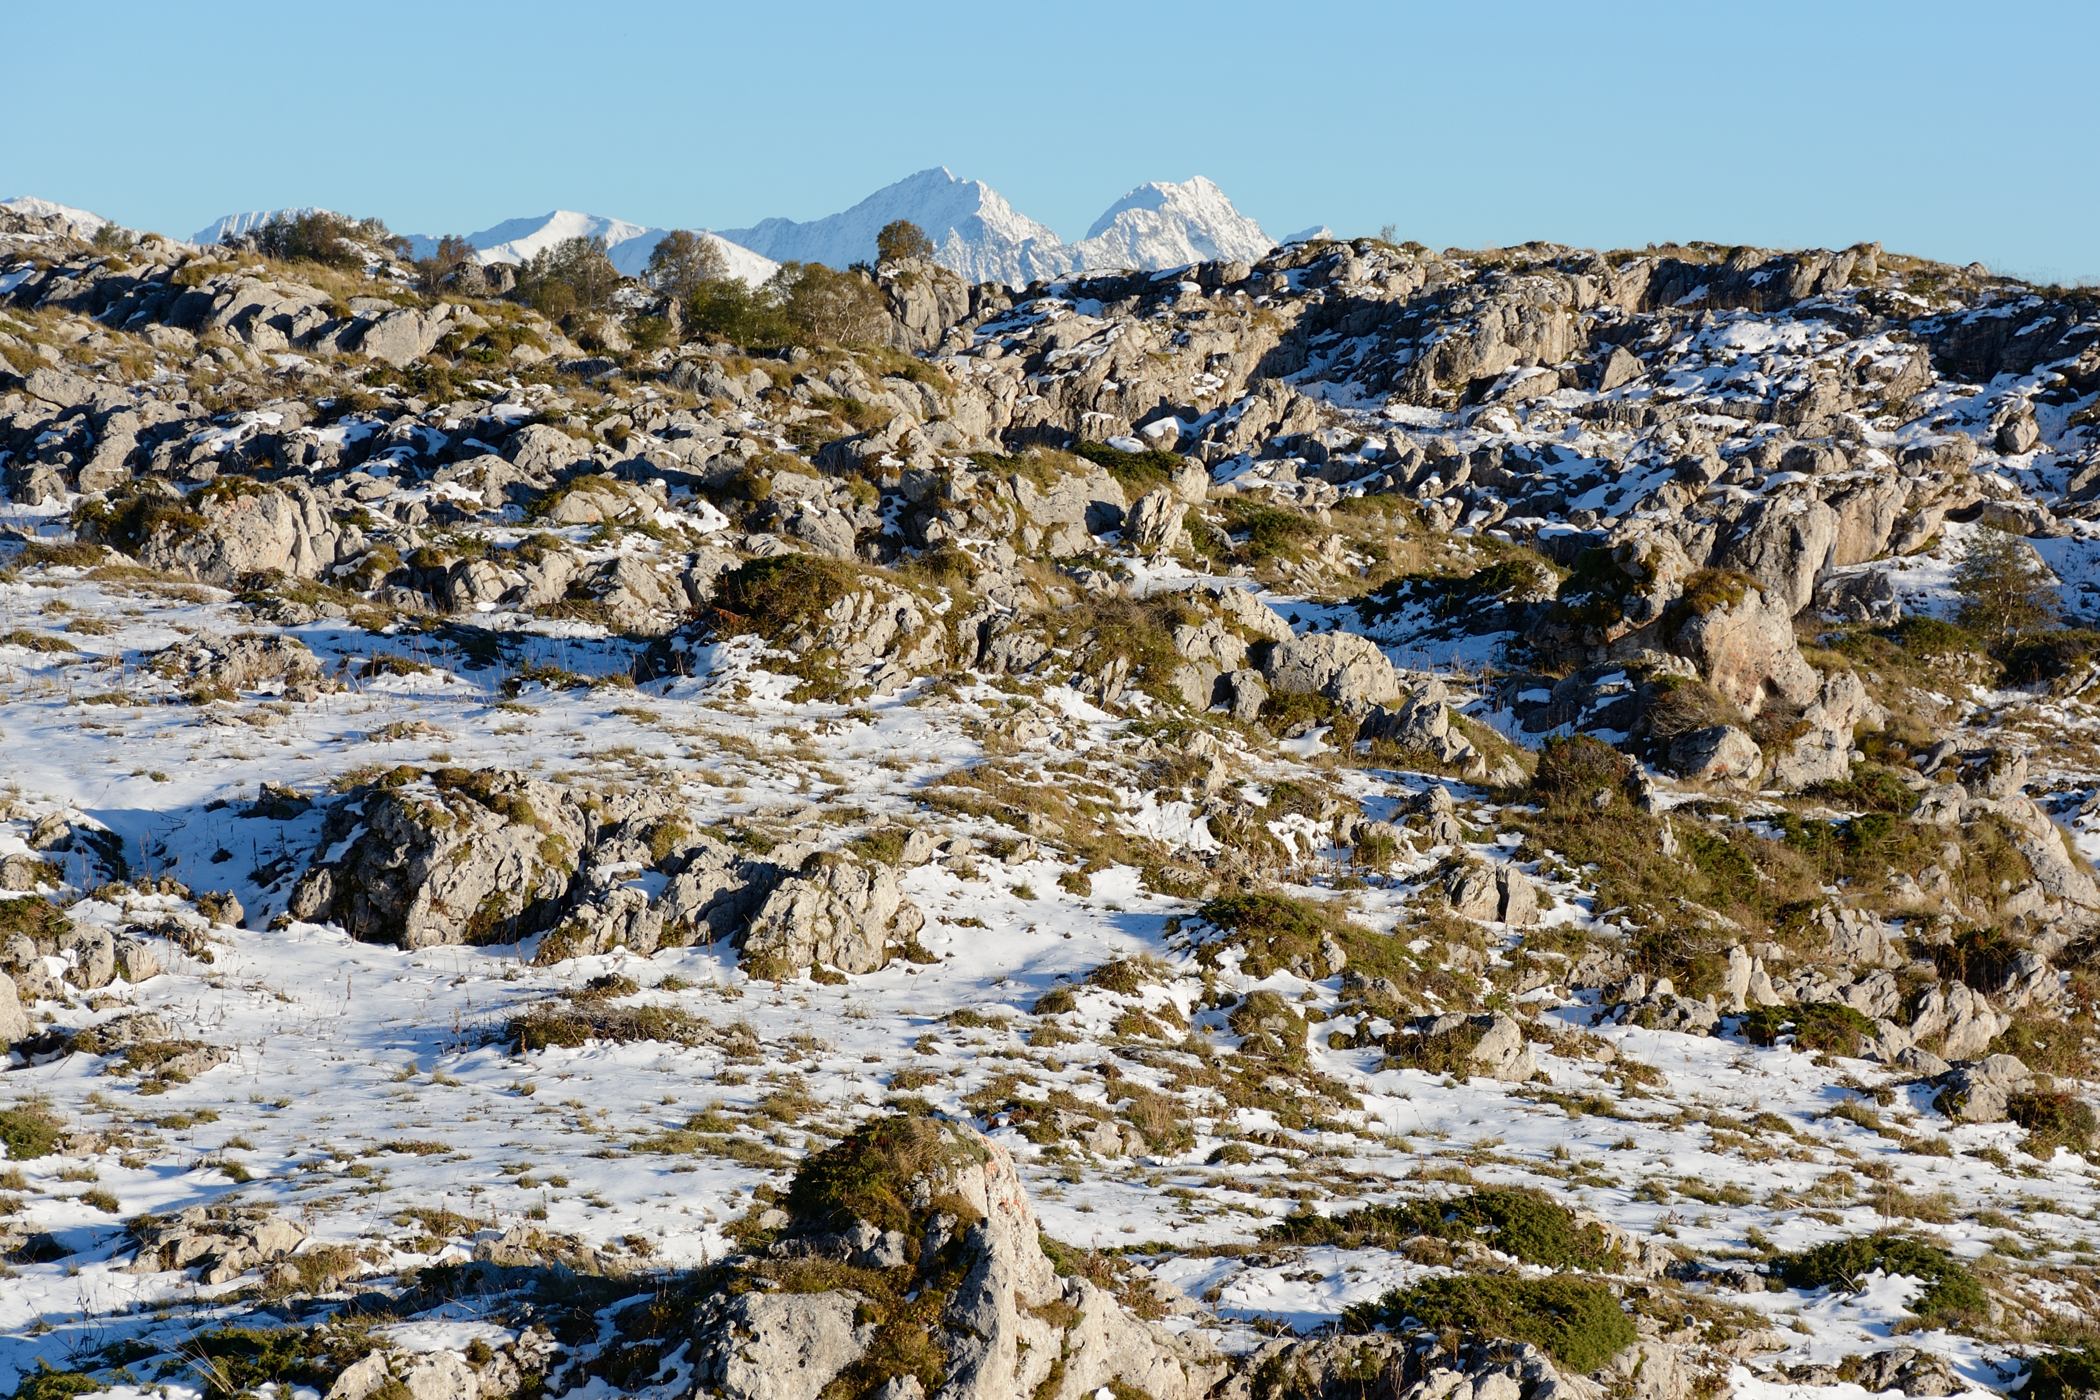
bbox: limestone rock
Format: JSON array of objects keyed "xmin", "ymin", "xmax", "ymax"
[
  {"xmin": 689, "ymin": 1115, "xmax": 1220, "ymax": 1400},
  {"xmin": 706, "ymin": 1292, "xmax": 871, "ymax": 1400},
  {"xmin": 1262, "ymin": 630, "xmax": 1401, "ymax": 706},
  {"xmin": 1393, "ymin": 1012, "xmax": 1537, "ymax": 1082},
  {"xmin": 129, "ymin": 1206, "xmax": 307, "ymax": 1284},
  {"xmin": 1664, "ymin": 724, "xmax": 1762, "ymax": 784},
  {"xmin": 288, "ymin": 769, "xmax": 587, "ymax": 948},
  {"xmin": 1125, "ymin": 488, "xmax": 1188, "ymax": 554},
  {"xmin": 1932, "ymin": 1054, "xmax": 2035, "ymax": 1124},
  {"xmin": 149, "ymin": 631, "xmax": 328, "ymax": 699},
  {"xmin": 0, "ymin": 970, "xmax": 28, "ymax": 1047},
  {"xmin": 740, "ymin": 852, "xmax": 926, "ymax": 977},
  {"xmin": 1663, "ymin": 580, "xmax": 1817, "ymax": 715}
]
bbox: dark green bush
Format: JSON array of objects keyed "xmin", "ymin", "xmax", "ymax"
[
  {"xmin": 1772, "ymin": 1234, "xmax": 1987, "ymax": 1327},
  {"xmin": 1215, "ymin": 496, "xmax": 1319, "ymax": 564},
  {"xmin": 1192, "ymin": 891, "xmax": 1340, "ymax": 978},
  {"xmin": 1888, "ymin": 615, "xmax": 1983, "ymax": 659},
  {"xmin": 13, "ymin": 1366, "xmax": 103, "ymax": 1400},
  {"xmin": 1074, "ymin": 439, "xmax": 1180, "ymax": 494},
  {"xmin": 712, "ymin": 554, "xmax": 865, "ymax": 640},
  {"xmin": 784, "ymin": 1112, "xmax": 986, "ymax": 1238},
  {"xmin": 1531, "ymin": 734, "xmax": 1634, "ymax": 809},
  {"xmin": 1342, "ymin": 1275, "xmax": 1635, "ymax": 1373},
  {"xmin": 1802, "ymin": 762, "xmax": 1919, "ymax": 815},
  {"xmin": 2002, "ymin": 629, "xmax": 2100, "ymax": 686},
  {"xmin": 2007, "ymin": 1088, "xmax": 2098, "ymax": 1160},
  {"xmin": 1271, "ymin": 1186, "xmax": 1623, "ymax": 1271},
  {"xmin": 2024, "ymin": 1346, "xmax": 2100, "ymax": 1400},
  {"xmin": 1738, "ymin": 1002, "xmax": 1877, "ymax": 1057},
  {"xmin": 0, "ymin": 1103, "xmax": 65, "ymax": 1159}
]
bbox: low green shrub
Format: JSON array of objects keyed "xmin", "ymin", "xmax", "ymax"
[
  {"xmin": 1271, "ymin": 1186, "xmax": 1624, "ymax": 1271},
  {"xmin": 1342, "ymin": 1274, "xmax": 1635, "ymax": 1373},
  {"xmin": 2023, "ymin": 1346, "xmax": 2100, "ymax": 1400},
  {"xmin": 0, "ymin": 1103, "xmax": 65, "ymax": 1160},
  {"xmin": 1771, "ymin": 1234, "xmax": 1987, "ymax": 1327},
  {"xmin": 784, "ymin": 1111, "xmax": 987, "ymax": 1239},
  {"xmin": 1738, "ymin": 1002, "xmax": 1877, "ymax": 1057}
]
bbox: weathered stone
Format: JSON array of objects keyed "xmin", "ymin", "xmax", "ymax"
[
  {"xmin": 740, "ymin": 852, "xmax": 925, "ymax": 976},
  {"xmin": 1262, "ymin": 630, "xmax": 1400, "ymax": 706}
]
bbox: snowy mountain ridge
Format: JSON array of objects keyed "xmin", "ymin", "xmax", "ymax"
[
  {"xmin": 0, "ymin": 195, "xmax": 111, "ymax": 238},
  {"xmin": 190, "ymin": 207, "xmax": 780, "ymax": 288},
  {"xmin": 722, "ymin": 166, "xmax": 1276, "ymax": 284},
  {"xmin": 122, "ymin": 167, "xmax": 1276, "ymax": 292}
]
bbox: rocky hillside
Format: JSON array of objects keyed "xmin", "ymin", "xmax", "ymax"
[{"xmin": 1, "ymin": 200, "xmax": 2099, "ymax": 1400}]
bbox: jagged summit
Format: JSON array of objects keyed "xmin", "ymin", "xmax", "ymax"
[
  {"xmin": 722, "ymin": 165, "xmax": 1071, "ymax": 286},
  {"xmin": 1, "ymin": 195, "xmax": 111, "ymax": 238},
  {"xmin": 723, "ymin": 166, "xmax": 1275, "ymax": 284},
  {"xmin": 149, "ymin": 168, "xmax": 1278, "ymax": 292},
  {"xmin": 1075, "ymin": 175, "xmax": 1275, "ymax": 271},
  {"xmin": 191, "ymin": 207, "xmax": 329, "ymax": 244}
]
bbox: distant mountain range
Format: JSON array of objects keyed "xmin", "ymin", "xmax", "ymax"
[
  {"xmin": 720, "ymin": 168, "xmax": 1274, "ymax": 286},
  {"xmin": 0, "ymin": 195, "xmax": 109, "ymax": 238},
  {"xmin": 166, "ymin": 168, "xmax": 1277, "ymax": 289}
]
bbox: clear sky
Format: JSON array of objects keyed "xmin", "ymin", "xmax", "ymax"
[{"xmin": 9, "ymin": 0, "xmax": 2096, "ymax": 283}]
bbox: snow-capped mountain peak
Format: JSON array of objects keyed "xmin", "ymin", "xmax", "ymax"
[
  {"xmin": 721, "ymin": 167, "xmax": 1070, "ymax": 287},
  {"xmin": 1073, "ymin": 175, "xmax": 1274, "ymax": 273},
  {"xmin": 445, "ymin": 211, "xmax": 777, "ymax": 288},
  {"xmin": 185, "ymin": 170, "xmax": 1272, "ymax": 293},
  {"xmin": 721, "ymin": 167, "xmax": 1272, "ymax": 286},
  {"xmin": 464, "ymin": 209, "xmax": 654, "ymax": 268},
  {"xmin": 192, "ymin": 208, "xmax": 330, "ymax": 245},
  {"xmin": 1, "ymin": 195, "xmax": 112, "ymax": 237}
]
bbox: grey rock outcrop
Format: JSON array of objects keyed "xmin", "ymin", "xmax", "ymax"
[
  {"xmin": 1263, "ymin": 630, "xmax": 1401, "ymax": 707},
  {"xmin": 1391, "ymin": 1011, "xmax": 1538, "ymax": 1082},
  {"xmin": 0, "ymin": 970, "xmax": 28, "ymax": 1047},
  {"xmin": 150, "ymin": 631, "xmax": 328, "ymax": 699},
  {"xmin": 689, "ymin": 1115, "xmax": 1220, "ymax": 1400},
  {"xmin": 288, "ymin": 769, "xmax": 588, "ymax": 948},
  {"xmin": 1662, "ymin": 580, "xmax": 1816, "ymax": 715},
  {"xmin": 740, "ymin": 852, "xmax": 926, "ymax": 976},
  {"xmin": 1665, "ymin": 724, "xmax": 1762, "ymax": 784},
  {"xmin": 1932, "ymin": 1054, "xmax": 2036, "ymax": 1123},
  {"xmin": 129, "ymin": 1206, "xmax": 307, "ymax": 1285}
]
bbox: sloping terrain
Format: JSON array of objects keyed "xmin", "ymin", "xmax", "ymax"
[{"xmin": 1, "ymin": 204, "xmax": 2098, "ymax": 1400}]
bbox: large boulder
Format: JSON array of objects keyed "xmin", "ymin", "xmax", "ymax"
[
  {"xmin": 704, "ymin": 1290, "xmax": 869, "ymax": 1400},
  {"xmin": 1766, "ymin": 667, "xmax": 1884, "ymax": 790},
  {"xmin": 880, "ymin": 258, "xmax": 971, "ymax": 354},
  {"xmin": 1665, "ymin": 724, "xmax": 1763, "ymax": 784},
  {"xmin": 1661, "ymin": 574, "xmax": 1817, "ymax": 715},
  {"xmin": 149, "ymin": 632, "xmax": 328, "ymax": 700},
  {"xmin": 83, "ymin": 479, "xmax": 359, "ymax": 586},
  {"xmin": 0, "ymin": 970, "xmax": 28, "ymax": 1048},
  {"xmin": 352, "ymin": 303, "xmax": 455, "ymax": 367},
  {"xmin": 1386, "ymin": 1012, "xmax": 1537, "ymax": 1082},
  {"xmin": 1933, "ymin": 1054, "xmax": 2037, "ymax": 1124},
  {"xmin": 289, "ymin": 769, "xmax": 588, "ymax": 948},
  {"xmin": 739, "ymin": 852, "xmax": 925, "ymax": 977},
  {"xmin": 1262, "ymin": 630, "xmax": 1401, "ymax": 707},
  {"xmin": 128, "ymin": 1206, "xmax": 307, "ymax": 1285},
  {"xmin": 688, "ymin": 1114, "xmax": 1220, "ymax": 1400}
]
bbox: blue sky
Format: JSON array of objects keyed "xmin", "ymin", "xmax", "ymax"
[{"xmin": 9, "ymin": 0, "xmax": 2096, "ymax": 282}]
